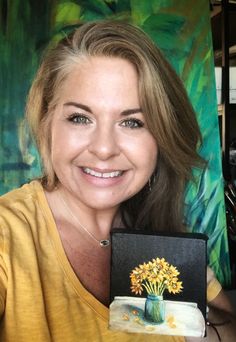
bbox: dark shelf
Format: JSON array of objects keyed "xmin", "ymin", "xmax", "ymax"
[
  {"xmin": 210, "ymin": 0, "xmax": 236, "ymax": 181},
  {"xmin": 218, "ymin": 104, "xmax": 236, "ymax": 115},
  {"xmin": 211, "ymin": 8, "xmax": 236, "ymax": 50}
]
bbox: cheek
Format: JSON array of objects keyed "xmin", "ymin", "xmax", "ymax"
[
  {"xmin": 51, "ymin": 132, "xmax": 71, "ymax": 168},
  {"xmin": 51, "ymin": 126, "xmax": 82, "ymax": 155},
  {"xmin": 147, "ymin": 136, "xmax": 158, "ymax": 162},
  {"xmin": 123, "ymin": 134, "xmax": 157, "ymax": 156},
  {"xmin": 123, "ymin": 137, "xmax": 158, "ymax": 184},
  {"xmin": 140, "ymin": 142, "xmax": 158, "ymax": 179},
  {"xmin": 51, "ymin": 132, "xmax": 68, "ymax": 159},
  {"xmin": 150, "ymin": 145, "xmax": 158, "ymax": 170},
  {"xmin": 135, "ymin": 138, "xmax": 158, "ymax": 170}
]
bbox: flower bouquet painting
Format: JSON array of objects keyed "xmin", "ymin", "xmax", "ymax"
[
  {"xmin": 109, "ymin": 229, "xmax": 208, "ymax": 337},
  {"xmin": 130, "ymin": 257, "xmax": 183, "ymax": 324}
]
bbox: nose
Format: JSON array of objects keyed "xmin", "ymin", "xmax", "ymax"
[{"xmin": 88, "ymin": 124, "xmax": 120, "ymax": 160}]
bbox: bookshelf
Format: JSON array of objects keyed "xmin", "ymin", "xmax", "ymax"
[{"xmin": 211, "ymin": 0, "xmax": 236, "ymax": 180}]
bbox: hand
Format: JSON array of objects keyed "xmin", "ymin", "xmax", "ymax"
[{"xmin": 185, "ymin": 307, "xmax": 236, "ymax": 342}]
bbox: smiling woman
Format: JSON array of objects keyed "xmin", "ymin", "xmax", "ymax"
[
  {"xmin": 0, "ymin": 20, "xmax": 234, "ymax": 342},
  {"xmin": 49, "ymin": 56, "xmax": 157, "ymax": 214},
  {"xmin": 26, "ymin": 21, "xmax": 203, "ymax": 234}
]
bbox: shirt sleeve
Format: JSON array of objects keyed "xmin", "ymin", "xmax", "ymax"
[{"xmin": 207, "ymin": 266, "xmax": 222, "ymax": 302}]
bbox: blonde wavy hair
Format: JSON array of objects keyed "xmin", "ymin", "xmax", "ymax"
[{"xmin": 26, "ymin": 20, "xmax": 204, "ymax": 232}]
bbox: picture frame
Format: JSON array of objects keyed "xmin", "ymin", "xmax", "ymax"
[{"xmin": 109, "ymin": 229, "xmax": 208, "ymax": 337}]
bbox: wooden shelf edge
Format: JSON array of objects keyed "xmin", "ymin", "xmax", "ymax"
[{"xmin": 218, "ymin": 104, "xmax": 236, "ymax": 115}]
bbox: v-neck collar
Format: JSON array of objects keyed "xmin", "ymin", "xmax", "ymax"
[{"xmin": 33, "ymin": 180, "xmax": 109, "ymax": 321}]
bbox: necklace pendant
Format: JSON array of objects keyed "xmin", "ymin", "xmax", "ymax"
[{"xmin": 100, "ymin": 239, "xmax": 110, "ymax": 247}]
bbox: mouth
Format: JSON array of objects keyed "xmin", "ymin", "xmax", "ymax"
[{"xmin": 82, "ymin": 167, "xmax": 124, "ymax": 179}]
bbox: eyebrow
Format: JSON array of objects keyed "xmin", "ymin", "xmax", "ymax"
[
  {"xmin": 63, "ymin": 101, "xmax": 142, "ymax": 116},
  {"xmin": 121, "ymin": 108, "xmax": 143, "ymax": 116},
  {"xmin": 64, "ymin": 102, "xmax": 92, "ymax": 113}
]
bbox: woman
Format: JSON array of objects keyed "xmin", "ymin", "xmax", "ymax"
[{"xmin": 0, "ymin": 20, "xmax": 234, "ymax": 341}]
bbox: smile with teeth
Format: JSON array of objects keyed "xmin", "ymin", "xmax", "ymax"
[{"xmin": 83, "ymin": 167, "xmax": 123, "ymax": 178}]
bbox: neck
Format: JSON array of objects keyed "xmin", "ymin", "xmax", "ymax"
[{"xmin": 56, "ymin": 186, "xmax": 121, "ymax": 242}]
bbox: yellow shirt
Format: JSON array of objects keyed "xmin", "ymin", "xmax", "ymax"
[{"xmin": 0, "ymin": 181, "xmax": 221, "ymax": 341}]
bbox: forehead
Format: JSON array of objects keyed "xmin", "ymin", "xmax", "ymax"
[
  {"xmin": 56, "ymin": 56, "xmax": 140, "ymax": 108},
  {"xmin": 64, "ymin": 55, "xmax": 138, "ymax": 85}
]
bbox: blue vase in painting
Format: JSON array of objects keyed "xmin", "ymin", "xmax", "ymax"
[{"xmin": 144, "ymin": 294, "xmax": 165, "ymax": 324}]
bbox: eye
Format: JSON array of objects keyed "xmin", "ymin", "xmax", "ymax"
[
  {"xmin": 67, "ymin": 113, "xmax": 92, "ymax": 125},
  {"xmin": 120, "ymin": 118, "xmax": 144, "ymax": 129}
]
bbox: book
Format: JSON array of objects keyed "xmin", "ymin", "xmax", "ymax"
[{"xmin": 109, "ymin": 229, "xmax": 208, "ymax": 337}]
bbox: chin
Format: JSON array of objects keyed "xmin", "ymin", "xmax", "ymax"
[{"xmin": 82, "ymin": 196, "xmax": 123, "ymax": 211}]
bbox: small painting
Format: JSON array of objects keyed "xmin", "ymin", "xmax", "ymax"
[
  {"xmin": 110, "ymin": 257, "xmax": 204, "ymax": 337},
  {"xmin": 109, "ymin": 230, "xmax": 207, "ymax": 337}
]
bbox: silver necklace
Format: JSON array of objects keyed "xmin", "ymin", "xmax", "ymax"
[{"xmin": 59, "ymin": 192, "xmax": 110, "ymax": 248}]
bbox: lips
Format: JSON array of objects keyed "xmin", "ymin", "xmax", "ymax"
[{"xmin": 82, "ymin": 167, "xmax": 123, "ymax": 178}]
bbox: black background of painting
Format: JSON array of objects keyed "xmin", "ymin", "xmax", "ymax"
[{"xmin": 110, "ymin": 229, "xmax": 208, "ymax": 320}]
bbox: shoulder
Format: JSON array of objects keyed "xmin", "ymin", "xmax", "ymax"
[
  {"xmin": 0, "ymin": 181, "xmax": 44, "ymax": 227},
  {"xmin": 0, "ymin": 180, "xmax": 40, "ymax": 203}
]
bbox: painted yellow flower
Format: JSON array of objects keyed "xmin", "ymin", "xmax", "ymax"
[
  {"xmin": 130, "ymin": 257, "xmax": 183, "ymax": 296},
  {"xmin": 168, "ymin": 281, "xmax": 183, "ymax": 294},
  {"xmin": 165, "ymin": 265, "xmax": 180, "ymax": 278},
  {"xmin": 131, "ymin": 282, "xmax": 143, "ymax": 295},
  {"xmin": 155, "ymin": 258, "xmax": 169, "ymax": 272},
  {"xmin": 147, "ymin": 271, "xmax": 163, "ymax": 284}
]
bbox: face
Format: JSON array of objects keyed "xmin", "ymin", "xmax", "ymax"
[{"xmin": 50, "ymin": 56, "xmax": 158, "ymax": 211}]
